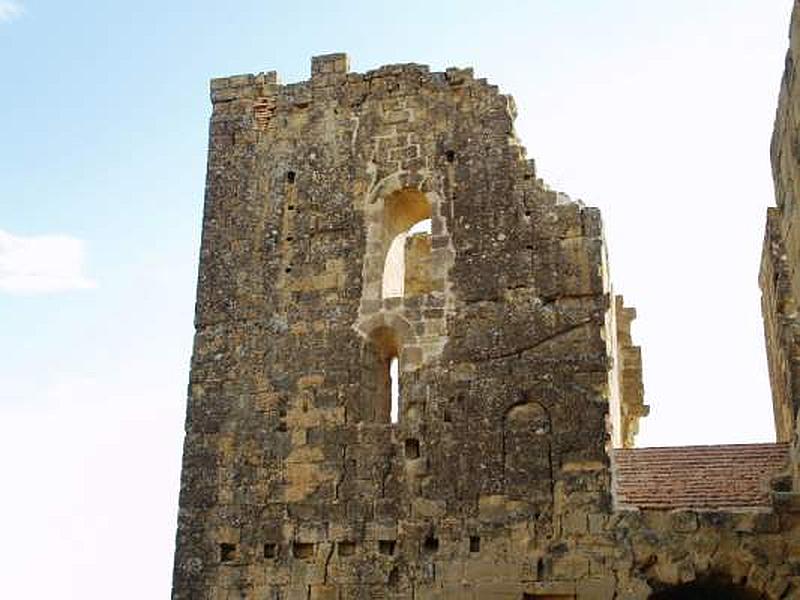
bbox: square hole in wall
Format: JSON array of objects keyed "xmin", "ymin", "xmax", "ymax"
[
  {"xmin": 378, "ymin": 539, "xmax": 396, "ymax": 556},
  {"xmin": 293, "ymin": 542, "xmax": 315, "ymax": 559},
  {"xmin": 469, "ymin": 536, "xmax": 480, "ymax": 553},
  {"xmin": 423, "ymin": 535, "xmax": 439, "ymax": 554},
  {"xmin": 338, "ymin": 541, "xmax": 356, "ymax": 557},
  {"xmin": 264, "ymin": 543, "xmax": 278, "ymax": 559},
  {"xmin": 404, "ymin": 438, "xmax": 420, "ymax": 459},
  {"xmin": 219, "ymin": 543, "xmax": 236, "ymax": 563}
]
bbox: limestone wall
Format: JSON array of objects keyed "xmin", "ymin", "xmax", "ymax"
[
  {"xmin": 172, "ymin": 45, "xmax": 800, "ymax": 600},
  {"xmin": 609, "ymin": 296, "xmax": 647, "ymax": 449},
  {"xmin": 762, "ymin": 0, "xmax": 800, "ymax": 482},
  {"xmin": 173, "ymin": 53, "xmax": 631, "ymax": 599}
]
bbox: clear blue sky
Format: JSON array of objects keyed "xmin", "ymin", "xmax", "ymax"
[{"xmin": 0, "ymin": 1, "xmax": 793, "ymax": 597}]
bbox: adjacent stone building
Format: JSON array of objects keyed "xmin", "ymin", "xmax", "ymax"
[{"xmin": 172, "ymin": 4, "xmax": 800, "ymax": 598}]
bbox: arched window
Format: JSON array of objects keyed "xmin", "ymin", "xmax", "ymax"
[
  {"xmin": 356, "ymin": 187, "xmax": 445, "ymax": 424},
  {"xmin": 382, "ymin": 219, "xmax": 432, "ymax": 298},
  {"xmin": 363, "ymin": 326, "xmax": 401, "ymax": 423},
  {"xmin": 379, "ymin": 189, "xmax": 432, "ymax": 299},
  {"xmin": 389, "ymin": 355, "xmax": 399, "ymax": 423}
]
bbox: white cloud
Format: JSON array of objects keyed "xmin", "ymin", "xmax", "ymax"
[
  {"xmin": 0, "ymin": 229, "xmax": 97, "ymax": 293},
  {"xmin": 0, "ymin": 1, "xmax": 23, "ymax": 23}
]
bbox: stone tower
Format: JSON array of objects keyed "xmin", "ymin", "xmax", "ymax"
[{"xmin": 173, "ymin": 47, "xmax": 800, "ymax": 600}]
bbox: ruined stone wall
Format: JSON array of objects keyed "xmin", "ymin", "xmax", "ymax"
[
  {"xmin": 172, "ymin": 44, "xmax": 800, "ymax": 600},
  {"xmin": 172, "ymin": 52, "xmax": 648, "ymax": 599},
  {"xmin": 607, "ymin": 297, "xmax": 647, "ymax": 450},
  {"xmin": 762, "ymin": 0, "xmax": 800, "ymax": 481}
]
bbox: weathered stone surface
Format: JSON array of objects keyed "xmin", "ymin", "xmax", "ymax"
[
  {"xmin": 762, "ymin": 0, "xmax": 800, "ymax": 493},
  {"xmin": 173, "ymin": 3, "xmax": 800, "ymax": 594}
]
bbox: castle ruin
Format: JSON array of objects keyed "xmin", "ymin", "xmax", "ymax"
[{"xmin": 172, "ymin": 4, "xmax": 800, "ymax": 598}]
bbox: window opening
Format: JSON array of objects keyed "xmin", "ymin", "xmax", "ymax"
[
  {"xmin": 220, "ymin": 543, "xmax": 236, "ymax": 563},
  {"xmin": 390, "ymin": 356, "xmax": 400, "ymax": 423},
  {"xmin": 382, "ymin": 218, "xmax": 431, "ymax": 299},
  {"xmin": 292, "ymin": 542, "xmax": 315, "ymax": 559},
  {"xmin": 383, "ymin": 235, "xmax": 406, "ymax": 298},
  {"xmin": 404, "ymin": 437, "xmax": 420, "ymax": 459},
  {"xmin": 366, "ymin": 326, "xmax": 401, "ymax": 423},
  {"xmin": 423, "ymin": 535, "xmax": 439, "ymax": 554},
  {"xmin": 338, "ymin": 541, "xmax": 356, "ymax": 557},
  {"xmin": 378, "ymin": 540, "xmax": 396, "ymax": 555},
  {"xmin": 379, "ymin": 188, "xmax": 432, "ymax": 299},
  {"xmin": 409, "ymin": 219, "xmax": 432, "ymax": 235}
]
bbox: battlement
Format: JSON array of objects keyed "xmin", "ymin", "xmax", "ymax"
[
  {"xmin": 209, "ymin": 53, "xmax": 510, "ymax": 115},
  {"xmin": 310, "ymin": 52, "xmax": 349, "ymax": 75}
]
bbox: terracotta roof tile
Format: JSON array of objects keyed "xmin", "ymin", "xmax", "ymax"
[{"xmin": 613, "ymin": 443, "xmax": 789, "ymax": 510}]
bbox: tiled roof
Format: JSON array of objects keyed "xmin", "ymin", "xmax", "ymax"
[{"xmin": 613, "ymin": 443, "xmax": 789, "ymax": 510}]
